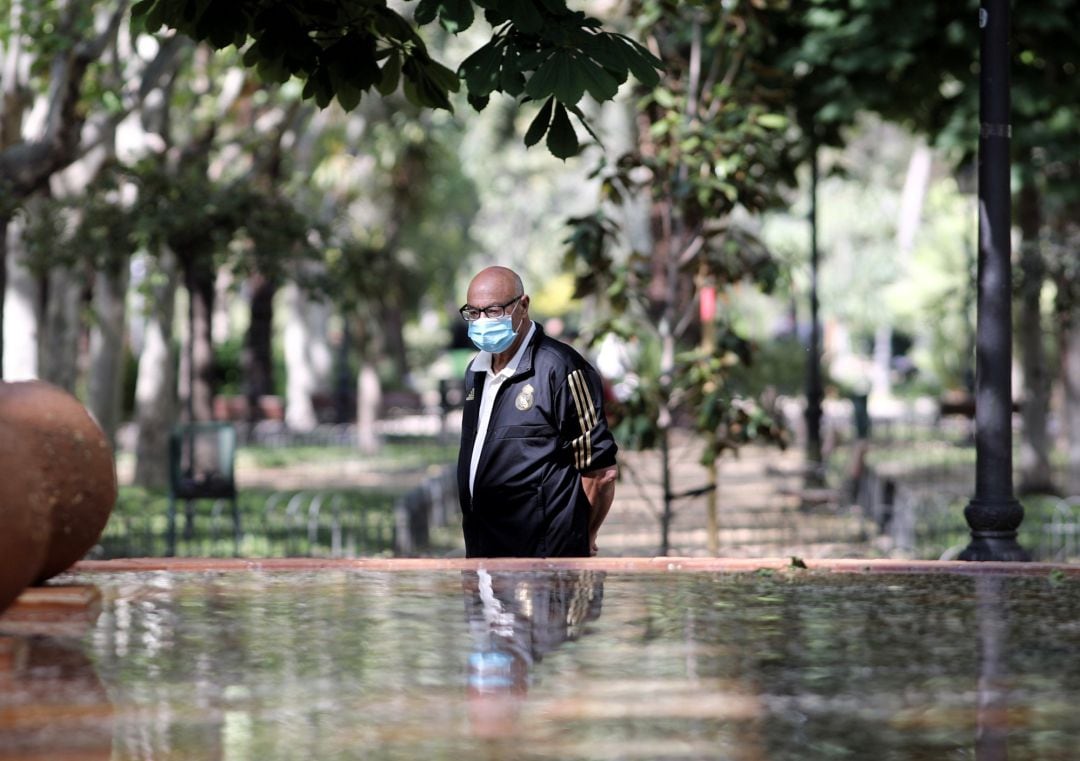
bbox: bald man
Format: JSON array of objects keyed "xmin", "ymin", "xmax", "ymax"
[{"xmin": 456, "ymin": 266, "xmax": 618, "ymax": 557}]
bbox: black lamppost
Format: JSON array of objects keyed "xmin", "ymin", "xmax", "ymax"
[{"xmin": 959, "ymin": 0, "xmax": 1029, "ymax": 561}]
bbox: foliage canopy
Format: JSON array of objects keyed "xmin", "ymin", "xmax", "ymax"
[{"xmin": 131, "ymin": 0, "xmax": 663, "ymax": 158}]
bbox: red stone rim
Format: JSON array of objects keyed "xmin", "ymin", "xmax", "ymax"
[{"xmin": 72, "ymin": 557, "xmax": 1080, "ymax": 576}]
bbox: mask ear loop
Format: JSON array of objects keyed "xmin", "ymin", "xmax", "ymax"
[{"xmin": 510, "ymin": 296, "xmax": 524, "ymax": 329}]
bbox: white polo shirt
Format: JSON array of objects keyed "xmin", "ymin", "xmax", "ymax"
[{"xmin": 468, "ymin": 322, "xmax": 536, "ymax": 496}]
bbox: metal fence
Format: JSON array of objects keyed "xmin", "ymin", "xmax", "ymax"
[
  {"xmin": 97, "ymin": 489, "xmax": 397, "ymax": 559},
  {"xmin": 1038, "ymin": 497, "xmax": 1080, "ymax": 562},
  {"xmin": 854, "ymin": 446, "xmax": 1080, "ymax": 561},
  {"xmin": 98, "ymin": 464, "xmax": 462, "ymax": 560}
]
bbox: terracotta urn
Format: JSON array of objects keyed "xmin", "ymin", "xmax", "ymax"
[
  {"xmin": 0, "ymin": 381, "xmax": 117, "ymax": 587},
  {"xmin": 0, "ymin": 428, "xmax": 51, "ymax": 612}
]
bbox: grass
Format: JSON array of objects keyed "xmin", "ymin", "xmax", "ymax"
[{"xmin": 237, "ymin": 439, "xmax": 458, "ymax": 470}]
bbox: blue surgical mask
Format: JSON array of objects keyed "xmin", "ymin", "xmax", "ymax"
[{"xmin": 468, "ymin": 314, "xmax": 517, "ymax": 353}]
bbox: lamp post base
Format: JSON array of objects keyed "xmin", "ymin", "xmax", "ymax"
[
  {"xmin": 958, "ymin": 531, "xmax": 1031, "ymax": 562},
  {"xmin": 959, "ymin": 497, "xmax": 1030, "ymax": 561}
]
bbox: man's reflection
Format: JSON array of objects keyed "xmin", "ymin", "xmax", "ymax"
[{"xmin": 462, "ymin": 569, "xmax": 605, "ymax": 738}]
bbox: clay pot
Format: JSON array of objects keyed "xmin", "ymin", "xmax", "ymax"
[
  {"xmin": 0, "ymin": 381, "xmax": 117, "ymax": 585},
  {"xmin": 0, "ymin": 429, "xmax": 51, "ymax": 613}
]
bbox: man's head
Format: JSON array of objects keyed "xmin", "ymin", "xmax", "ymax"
[
  {"xmin": 465, "ymin": 266, "xmax": 528, "ymax": 321},
  {"xmin": 463, "ymin": 266, "xmax": 531, "ymax": 355}
]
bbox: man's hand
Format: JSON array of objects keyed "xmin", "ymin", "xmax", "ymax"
[{"xmin": 581, "ymin": 465, "xmax": 617, "ymax": 556}]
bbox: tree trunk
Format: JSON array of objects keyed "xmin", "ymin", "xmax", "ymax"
[
  {"xmin": 871, "ymin": 142, "xmax": 932, "ymax": 400},
  {"xmin": 282, "ymin": 282, "xmax": 333, "ymax": 431},
  {"xmin": 1061, "ymin": 296, "xmax": 1080, "ymax": 495},
  {"xmin": 88, "ymin": 261, "xmax": 130, "ymax": 451},
  {"xmin": 134, "ymin": 251, "xmax": 178, "ymax": 490},
  {"xmin": 242, "ymin": 273, "xmax": 276, "ymax": 424},
  {"xmin": 181, "ymin": 257, "xmax": 216, "ymax": 422},
  {"xmin": 3, "ymin": 214, "xmax": 39, "ymax": 380},
  {"xmin": 38, "ymin": 265, "xmax": 83, "ymax": 393},
  {"xmin": 380, "ymin": 300, "xmax": 410, "ymax": 385},
  {"xmin": 356, "ymin": 359, "xmax": 382, "ymax": 454},
  {"xmin": 1016, "ymin": 180, "xmax": 1055, "ymax": 495}
]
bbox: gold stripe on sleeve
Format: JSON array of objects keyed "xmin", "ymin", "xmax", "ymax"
[{"xmin": 567, "ymin": 370, "xmax": 596, "ymax": 470}]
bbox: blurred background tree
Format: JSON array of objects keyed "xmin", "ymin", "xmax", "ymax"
[{"xmin": 2, "ymin": 0, "xmax": 1079, "ymax": 527}]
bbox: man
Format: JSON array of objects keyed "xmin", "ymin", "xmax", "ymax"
[{"xmin": 456, "ymin": 266, "xmax": 618, "ymax": 557}]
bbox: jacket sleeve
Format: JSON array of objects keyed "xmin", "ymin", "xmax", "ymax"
[{"xmin": 556, "ymin": 360, "xmax": 618, "ymax": 473}]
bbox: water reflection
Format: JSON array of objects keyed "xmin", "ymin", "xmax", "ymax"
[
  {"xmin": 975, "ymin": 575, "xmax": 1008, "ymax": 761},
  {"xmin": 38, "ymin": 568, "xmax": 1080, "ymax": 760},
  {"xmin": 461, "ymin": 569, "xmax": 604, "ymax": 739},
  {"xmin": 0, "ymin": 633, "xmax": 113, "ymax": 760}
]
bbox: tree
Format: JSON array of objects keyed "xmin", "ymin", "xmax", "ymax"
[
  {"xmin": 768, "ymin": 0, "xmax": 1080, "ymax": 495},
  {"xmin": 132, "ymin": 0, "xmax": 663, "ymax": 158},
  {"xmin": 314, "ymin": 108, "xmax": 481, "ymax": 450},
  {"xmin": 1, "ymin": 2, "xmax": 127, "ymax": 377},
  {"xmin": 565, "ymin": 1, "xmax": 797, "ymax": 553}
]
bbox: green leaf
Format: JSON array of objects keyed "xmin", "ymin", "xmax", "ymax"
[
  {"xmin": 373, "ymin": 7, "xmax": 420, "ymax": 43},
  {"xmin": 546, "ymin": 102, "xmax": 579, "ymax": 159},
  {"xmin": 757, "ymin": 113, "xmax": 788, "ymax": 129},
  {"xmin": 256, "ymin": 56, "xmax": 291, "ymax": 84},
  {"xmin": 524, "ymin": 52, "xmax": 558, "ymax": 100},
  {"xmin": 553, "ymin": 53, "xmax": 586, "ymax": 105},
  {"xmin": 579, "ymin": 33, "xmax": 629, "ymax": 72},
  {"xmin": 416, "ymin": 0, "xmax": 474, "ymax": 32},
  {"xmin": 440, "ymin": 0, "xmax": 475, "ymax": 32},
  {"xmin": 377, "ymin": 51, "xmax": 402, "ymax": 95},
  {"xmin": 506, "ymin": 1, "xmax": 544, "ymax": 35},
  {"xmin": 132, "ymin": 0, "xmax": 163, "ymax": 32},
  {"xmin": 335, "ymin": 81, "xmax": 363, "ymax": 111},
  {"xmin": 402, "ymin": 76, "xmax": 423, "ymax": 107},
  {"xmin": 325, "ymin": 33, "xmax": 380, "ymax": 91},
  {"xmin": 579, "ymin": 59, "xmax": 619, "ymax": 101},
  {"xmin": 302, "ymin": 66, "xmax": 334, "ymax": 108},
  {"xmin": 467, "ymin": 93, "xmax": 490, "ymax": 111},
  {"xmin": 414, "ymin": 0, "xmax": 439, "ymax": 25},
  {"xmin": 424, "ymin": 60, "xmax": 461, "ymax": 93},
  {"xmin": 403, "ymin": 60, "xmax": 453, "ymax": 110},
  {"xmin": 461, "ymin": 41, "xmax": 502, "ymax": 96},
  {"xmin": 620, "ymin": 38, "xmax": 663, "ymax": 87},
  {"xmin": 499, "ymin": 65, "xmax": 526, "ymax": 96},
  {"xmin": 146, "ymin": 0, "xmax": 174, "ymax": 34},
  {"xmin": 565, "ymin": 102, "xmax": 603, "ymax": 147},
  {"xmin": 524, "ymin": 96, "xmax": 555, "ymax": 147}
]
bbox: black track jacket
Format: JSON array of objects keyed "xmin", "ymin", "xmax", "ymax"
[{"xmin": 457, "ymin": 324, "xmax": 618, "ymax": 558}]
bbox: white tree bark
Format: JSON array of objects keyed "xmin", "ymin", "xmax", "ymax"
[
  {"xmin": 1064, "ymin": 311, "xmax": 1080, "ymax": 494},
  {"xmin": 872, "ymin": 142, "xmax": 932, "ymax": 399},
  {"xmin": 356, "ymin": 360, "xmax": 381, "ymax": 454},
  {"xmin": 3, "ymin": 215, "xmax": 38, "ymax": 380},
  {"xmin": 133, "ymin": 251, "xmax": 178, "ymax": 490},
  {"xmin": 212, "ymin": 267, "xmax": 233, "ymax": 346},
  {"xmin": 87, "ymin": 262, "xmax": 130, "ymax": 450},
  {"xmin": 282, "ymin": 282, "xmax": 332, "ymax": 431}
]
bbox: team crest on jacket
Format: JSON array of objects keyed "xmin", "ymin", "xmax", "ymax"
[
  {"xmin": 515, "ymin": 384, "xmax": 535, "ymax": 411},
  {"xmin": 466, "ymin": 387, "xmax": 475, "ymax": 401}
]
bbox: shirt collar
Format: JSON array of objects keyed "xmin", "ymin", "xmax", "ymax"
[{"xmin": 472, "ymin": 321, "xmax": 536, "ymax": 378}]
